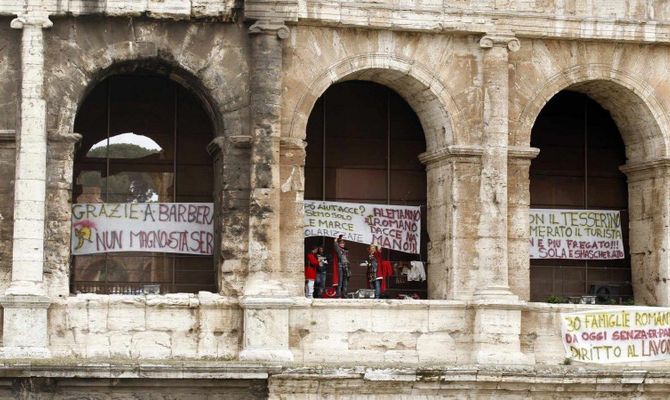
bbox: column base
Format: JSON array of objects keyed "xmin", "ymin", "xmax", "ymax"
[
  {"xmin": 472, "ymin": 285, "xmax": 519, "ymax": 302},
  {"xmin": 4, "ymin": 280, "xmax": 45, "ymax": 297},
  {"xmin": 0, "ymin": 294, "xmax": 51, "ymax": 359},
  {"xmin": 239, "ymin": 294, "xmax": 295, "ymax": 363},
  {"xmin": 471, "ymin": 286, "xmax": 530, "ymax": 365}
]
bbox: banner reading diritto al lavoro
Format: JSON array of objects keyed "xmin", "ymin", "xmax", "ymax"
[{"xmin": 561, "ymin": 308, "xmax": 670, "ymax": 363}]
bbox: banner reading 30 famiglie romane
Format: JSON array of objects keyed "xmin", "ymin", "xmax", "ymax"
[
  {"xmin": 304, "ymin": 200, "xmax": 421, "ymax": 254},
  {"xmin": 530, "ymin": 209, "xmax": 624, "ymax": 260},
  {"xmin": 561, "ymin": 307, "xmax": 670, "ymax": 363},
  {"xmin": 71, "ymin": 203, "xmax": 214, "ymax": 255}
]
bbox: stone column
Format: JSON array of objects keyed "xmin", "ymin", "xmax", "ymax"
[
  {"xmin": 419, "ymin": 146, "xmax": 484, "ymax": 300},
  {"xmin": 474, "ymin": 34, "xmax": 520, "ymax": 299},
  {"xmin": 0, "ymin": 9, "xmax": 53, "ymax": 358},
  {"xmin": 46, "ymin": 132, "xmax": 82, "ymax": 297},
  {"xmin": 507, "ymin": 147, "xmax": 539, "ymax": 301},
  {"xmin": 620, "ymin": 159, "xmax": 670, "ymax": 306},
  {"xmin": 279, "ymin": 137, "xmax": 307, "ymax": 297},
  {"xmin": 239, "ymin": 20, "xmax": 294, "ymax": 362},
  {"xmin": 471, "ymin": 34, "xmax": 527, "ymax": 365}
]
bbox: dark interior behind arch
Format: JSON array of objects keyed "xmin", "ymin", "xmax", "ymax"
[{"xmin": 530, "ymin": 91, "xmax": 631, "ymax": 303}]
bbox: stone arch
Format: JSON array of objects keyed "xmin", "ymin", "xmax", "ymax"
[
  {"xmin": 288, "ymin": 54, "xmax": 460, "ymax": 153},
  {"xmin": 44, "ymin": 41, "xmax": 238, "ymax": 297},
  {"xmin": 516, "ymin": 64, "xmax": 670, "ymax": 305},
  {"xmin": 514, "ymin": 64, "xmax": 670, "ymax": 162},
  {"xmin": 70, "ymin": 43, "xmax": 224, "ymax": 137},
  {"xmin": 47, "ymin": 40, "xmax": 240, "ymax": 140}
]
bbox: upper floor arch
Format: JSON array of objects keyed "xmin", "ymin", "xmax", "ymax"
[
  {"xmin": 513, "ymin": 64, "xmax": 670, "ymax": 163},
  {"xmin": 288, "ymin": 54, "xmax": 461, "ymax": 153}
]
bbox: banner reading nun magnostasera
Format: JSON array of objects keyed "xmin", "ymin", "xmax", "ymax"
[
  {"xmin": 304, "ymin": 200, "xmax": 421, "ymax": 254},
  {"xmin": 71, "ymin": 203, "xmax": 214, "ymax": 256},
  {"xmin": 529, "ymin": 209, "xmax": 624, "ymax": 260}
]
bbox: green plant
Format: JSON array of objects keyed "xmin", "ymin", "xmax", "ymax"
[{"xmin": 546, "ymin": 295, "xmax": 569, "ymax": 304}]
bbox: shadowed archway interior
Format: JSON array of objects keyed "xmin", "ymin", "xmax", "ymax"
[
  {"xmin": 530, "ymin": 91, "xmax": 631, "ymax": 302},
  {"xmin": 304, "ymin": 81, "xmax": 428, "ymax": 298},
  {"xmin": 71, "ymin": 74, "xmax": 216, "ymax": 294}
]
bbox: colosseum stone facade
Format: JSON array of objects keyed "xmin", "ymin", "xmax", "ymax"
[{"xmin": 2, "ymin": 0, "xmax": 670, "ymax": 398}]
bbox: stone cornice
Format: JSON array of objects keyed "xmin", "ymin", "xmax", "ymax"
[
  {"xmin": 1, "ymin": 1, "xmax": 239, "ymax": 22},
  {"xmin": 5, "ymin": 3, "xmax": 670, "ymax": 44}
]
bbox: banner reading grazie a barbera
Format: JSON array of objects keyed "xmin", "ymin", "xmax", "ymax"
[
  {"xmin": 71, "ymin": 203, "xmax": 214, "ymax": 255},
  {"xmin": 530, "ymin": 209, "xmax": 624, "ymax": 260},
  {"xmin": 304, "ymin": 200, "xmax": 421, "ymax": 254},
  {"xmin": 562, "ymin": 308, "xmax": 670, "ymax": 363}
]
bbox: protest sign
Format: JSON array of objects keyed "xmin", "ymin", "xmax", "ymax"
[
  {"xmin": 561, "ymin": 307, "xmax": 670, "ymax": 363},
  {"xmin": 71, "ymin": 203, "xmax": 214, "ymax": 255},
  {"xmin": 304, "ymin": 200, "xmax": 421, "ymax": 254},
  {"xmin": 529, "ymin": 209, "xmax": 624, "ymax": 260}
]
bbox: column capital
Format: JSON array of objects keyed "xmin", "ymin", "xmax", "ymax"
[
  {"xmin": 249, "ymin": 20, "xmax": 290, "ymax": 40},
  {"xmin": 479, "ymin": 34, "xmax": 520, "ymax": 52},
  {"xmin": 620, "ymin": 157, "xmax": 670, "ymax": 181},
  {"xmin": 10, "ymin": 14, "xmax": 52, "ymax": 29},
  {"xmin": 419, "ymin": 145, "xmax": 484, "ymax": 165},
  {"xmin": 48, "ymin": 131, "xmax": 82, "ymax": 144},
  {"xmin": 508, "ymin": 146, "xmax": 540, "ymax": 160}
]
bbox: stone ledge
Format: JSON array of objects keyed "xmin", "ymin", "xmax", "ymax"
[
  {"xmin": 522, "ymin": 302, "xmax": 639, "ymax": 313},
  {"xmin": 308, "ymin": 298, "xmax": 466, "ymax": 310},
  {"xmin": 57, "ymin": 292, "xmax": 240, "ymax": 308},
  {"xmin": 0, "ymin": 360, "xmax": 277, "ymax": 380},
  {"xmin": 271, "ymin": 364, "xmax": 670, "ymax": 384}
]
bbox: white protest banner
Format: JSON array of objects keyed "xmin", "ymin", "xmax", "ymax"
[
  {"xmin": 304, "ymin": 200, "xmax": 421, "ymax": 254},
  {"xmin": 71, "ymin": 203, "xmax": 214, "ymax": 255},
  {"xmin": 561, "ymin": 307, "xmax": 670, "ymax": 363},
  {"xmin": 529, "ymin": 209, "xmax": 624, "ymax": 260}
]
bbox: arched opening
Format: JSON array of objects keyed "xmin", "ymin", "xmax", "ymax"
[
  {"xmin": 529, "ymin": 91, "xmax": 631, "ymax": 303},
  {"xmin": 304, "ymin": 81, "xmax": 428, "ymax": 299},
  {"xmin": 71, "ymin": 74, "xmax": 216, "ymax": 294}
]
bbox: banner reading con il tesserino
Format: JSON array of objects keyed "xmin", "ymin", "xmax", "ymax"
[
  {"xmin": 71, "ymin": 203, "xmax": 214, "ymax": 256},
  {"xmin": 529, "ymin": 209, "xmax": 624, "ymax": 260},
  {"xmin": 304, "ymin": 200, "xmax": 421, "ymax": 254},
  {"xmin": 561, "ymin": 308, "xmax": 670, "ymax": 363}
]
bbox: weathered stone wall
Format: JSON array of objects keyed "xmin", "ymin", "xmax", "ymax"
[
  {"xmin": 2, "ymin": 1, "xmax": 670, "ymax": 397},
  {"xmin": 269, "ymin": 365, "xmax": 670, "ymax": 399},
  {"xmin": 289, "ymin": 300, "xmax": 473, "ymax": 365},
  {"xmin": 0, "ymin": 377, "xmax": 267, "ymax": 400},
  {"xmin": 508, "ymin": 38, "xmax": 670, "ymax": 305},
  {"xmin": 49, "ymin": 293, "xmax": 242, "ymax": 359}
]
